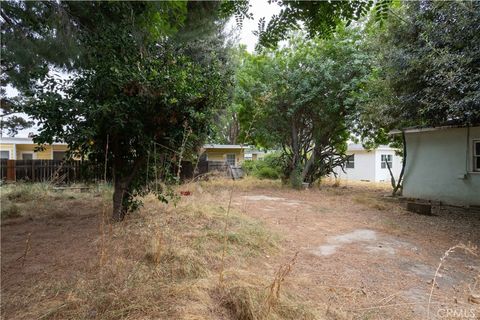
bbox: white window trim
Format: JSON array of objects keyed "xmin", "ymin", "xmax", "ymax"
[
  {"xmin": 381, "ymin": 154, "xmax": 393, "ymax": 169},
  {"xmin": 20, "ymin": 151, "xmax": 35, "ymax": 160},
  {"xmin": 471, "ymin": 139, "xmax": 480, "ymax": 173}
]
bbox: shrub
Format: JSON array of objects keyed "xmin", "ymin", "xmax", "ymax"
[
  {"xmin": 257, "ymin": 167, "xmax": 279, "ymax": 180},
  {"xmin": 241, "ymin": 160, "xmax": 257, "ymax": 175},
  {"xmin": 242, "ymin": 152, "xmax": 283, "ymax": 180}
]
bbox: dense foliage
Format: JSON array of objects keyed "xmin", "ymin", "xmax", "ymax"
[
  {"xmin": 356, "ymin": 1, "xmax": 480, "ymax": 141},
  {"xmin": 224, "ymin": 0, "xmax": 392, "ymax": 49},
  {"xmin": 242, "ymin": 152, "xmax": 283, "ymax": 180},
  {"xmin": 1, "ymin": 1, "xmax": 234, "ymax": 220},
  {"xmin": 236, "ymin": 28, "xmax": 371, "ymax": 187}
]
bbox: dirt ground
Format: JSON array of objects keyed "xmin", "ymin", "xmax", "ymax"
[
  {"xmin": 231, "ymin": 182, "xmax": 480, "ymax": 319},
  {"xmin": 1, "ymin": 180, "xmax": 480, "ymax": 319}
]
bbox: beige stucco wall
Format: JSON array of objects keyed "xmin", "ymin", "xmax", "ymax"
[
  {"xmin": 0, "ymin": 143, "xmax": 69, "ymax": 160},
  {"xmin": 403, "ymin": 126, "xmax": 480, "ymax": 206},
  {"xmin": 204, "ymin": 148, "xmax": 244, "ymax": 165},
  {"xmin": 0, "ymin": 143, "xmax": 15, "ymax": 159}
]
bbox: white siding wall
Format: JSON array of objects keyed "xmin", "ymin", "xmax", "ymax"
[
  {"xmin": 403, "ymin": 126, "xmax": 480, "ymax": 206},
  {"xmin": 334, "ymin": 151, "xmax": 376, "ymax": 181},
  {"xmin": 374, "ymin": 150, "xmax": 403, "ymax": 182}
]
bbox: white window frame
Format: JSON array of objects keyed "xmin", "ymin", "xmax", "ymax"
[
  {"xmin": 345, "ymin": 154, "xmax": 355, "ymax": 169},
  {"xmin": 226, "ymin": 153, "xmax": 236, "ymax": 166},
  {"xmin": 473, "ymin": 139, "xmax": 480, "ymax": 172},
  {"xmin": 381, "ymin": 154, "xmax": 393, "ymax": 169},
  {"xmin": 0, "ymin": 150, "xmax": 10, "ymax": 159},
  {"xmin": 21, "ymin": 151, "xmax": 35, "ymax": 160}
]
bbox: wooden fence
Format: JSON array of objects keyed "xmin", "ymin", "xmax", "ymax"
[
  {"xmin": 0, "ymin": 159, "xmax": 105, "ymax": 184},
  {"xmin": 0, "ymin": 159, "xmax": 235, "ymax": 184}
]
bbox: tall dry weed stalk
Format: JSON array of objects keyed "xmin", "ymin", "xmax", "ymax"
[
  {"xmin": 219, "ymin": 182, "xmax": 235, "ymax": 284},
  {"xmin": 18, "ymin": 232, "xmax": 32, "ymax": 268},
  {"xmin": 263, "ymin": 251, "xmax": 299, "ymax": 317},
  {"xmin": 427, "ymin": 243, "xmax": 478, "ymax": 319}
]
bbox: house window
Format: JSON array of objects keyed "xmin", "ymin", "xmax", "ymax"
[
  {"xmin": 53, "ymin": 151, "xmax": 66, "ymax": 161},
  {"xmin": 473, "ymin": 140, "xmax": 480, "ymax": 172},
  {"xmin": 0, "ymin": 151, "xmax": 9, "ymax": 159},
  {"xmin": 345, "ymin": 154, "xmax": 355, "ymax": 169},
  {"xmin": 22, "ymin": 153, "xmax": 33, "ymax": 160},
  {"xmin": 381, "ymin": 154, "xmax": 393, "ymax": 169},
  {"xmin": 226, "ymin": 154, "xmax": 236, "ymax": 166}
]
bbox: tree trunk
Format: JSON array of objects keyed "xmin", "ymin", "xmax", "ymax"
[
  {"xmin": 112, "ymin": 177, "xmax": 127, "ymax": 222},
  {"xmin": 392, "ymin": 131, "xmax": 407, "ymax": 196},
  {"xmin": 110, "ymin": 154, "xmax": 146, "ymax": 221},
  {"xmin": 301, "ymin": 144, "xmax": 317, "ymax": 185}
]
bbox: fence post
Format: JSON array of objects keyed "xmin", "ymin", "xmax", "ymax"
[{"xmin": 6, "ymin": 160, "xmax": 16, "ymax": 182}]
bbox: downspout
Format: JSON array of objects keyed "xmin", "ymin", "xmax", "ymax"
[{"xmin": 465, "ymin": 126, "xmax": 470, "ymax": 176}]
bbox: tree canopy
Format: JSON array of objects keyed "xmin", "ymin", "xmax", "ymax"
[
  {"xmin": 1, "ymin": 1, "xmax": 234, "ymax": 220},
  {"xmin": 236, "ymin": 27, "xmax": 371, "ymax": 186}
]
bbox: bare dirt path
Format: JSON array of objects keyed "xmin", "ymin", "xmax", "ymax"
[
  {"xmin": 1, "ymin": 209, "xmax": 100, "ymax": 319},
  {"xmin": 233, "ymin": 184, "xmax": 480, "ymax": 319}
]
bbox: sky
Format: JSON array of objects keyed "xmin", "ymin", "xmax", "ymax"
[
  {"xmin": 3, "ymin": 2, "xmax": 280, "ymax": 138},
  {"xmin": 228, "ymin": 0, "xmax": 280, "ymax": 52}
]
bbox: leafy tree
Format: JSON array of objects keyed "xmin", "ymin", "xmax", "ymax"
[
  {"xmin": 2, "ymin": 1, "xmax": 234, "ymax": 221},
  {"xmin": 237, "ymin": 28, "xmax": 371, "ymax": 187},
  {"xmin": 385, "ymin": 1, "xmax": 480, "ymax": 126},
  {"xmin": 354, "ymin": 1, "xmax": 480, "ymax": 195},
  {"xmin": 1, "ymin": 93, "xmax": 33, "ymax": 137},
  {"xmin": 224, "ymin": 0, "xmax": 393, "ymax": 48},
  {"xmin": 357, "ymin": 1, "xmax": 479, "ymax": 132}
]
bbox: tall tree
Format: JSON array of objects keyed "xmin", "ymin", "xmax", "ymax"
[
  {"xmin": 357, "ymin": 0, "xmax": 480, "ymax": 133},
  {"xmin": 238, "ymin": 28, "xmax": 371, "ymax": 187},
  {"xmin": 353, "ymin": 1, "xmax": 480, "ymax": 195},
  {"xmin": 2, "ymin": 1, "xmax": 234, "ymax": 221}
]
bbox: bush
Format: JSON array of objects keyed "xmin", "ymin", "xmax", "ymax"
[
  {"xmin": 242, "ymin": 152, "xmax": 283, "ymax": 180},
  {"xmin": 257, "ymin": 167, "xmax": 279, "ymax": 180}
]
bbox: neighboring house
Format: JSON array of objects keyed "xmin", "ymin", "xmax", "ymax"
[
  {"xmin": 202, "ymin": 144, "xmax": 246, "ymax": 166},
  {"xmin": 0, "ymin": 137, "xmax": 69, "ymax": 160},
  {"xmin": 333, "ymin": 144, "xmax": 403, "ymax": 182},
  {"xmin": 244, "ymin": 149, "xmax": 267, "ymax": 161},
  {"xmin": 394, "ymin": 125, "xmax": 480, "ymax": 206}
]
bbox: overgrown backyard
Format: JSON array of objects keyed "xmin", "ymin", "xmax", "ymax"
[{"xmin": 1, "ymin": 178, "xmax": 479, "ymax": 319}]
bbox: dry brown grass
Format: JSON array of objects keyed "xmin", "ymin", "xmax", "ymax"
[
  {"xmin": 1, "ymin": 182, "xmax": 110, "ymax": 221},
  {"xmin": 1, "ymin": 180, "xmax": 318, "ymax": 319}
]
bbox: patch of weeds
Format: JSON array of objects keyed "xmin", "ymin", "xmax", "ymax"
[{"xmin": 1, "ymin": 202, "xmax": 21, "ymax": 219}]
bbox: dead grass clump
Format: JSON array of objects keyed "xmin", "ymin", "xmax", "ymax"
[
  {"xmin": 5, "ymin": 183, "xmax": 50, "ymax": 202},
  {"xmin": 156, "ymin": 247, "xmax": 209, "ymax": 280},
  {"xmin": 1, "ymin": 183, "xmax": 110, "ymax": 221},
  {"xmin": 352, "ymin": 193, "xmax": 390, "ymax": 211},
  {"xmin": 218, "ymin": 273, "xmax": 317, "ymax": 320},
  {"xmin": 0, "ymin": 202, "xmax": 21, "ymax": 219},
  {"xmin": 197, "ymin": 176, "xmax": 283, "ymax": 193}
]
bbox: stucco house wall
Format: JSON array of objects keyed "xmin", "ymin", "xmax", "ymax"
[
  {"xmin": 202, "ymin": 145, "xmax": 246, "ymax": 166},
  {"xmin": 333, "ymin": 144, "xmax": 402, "ymax": 182},
  {"xmin": 403, "ymin": 126, "xmax": 480, "ymax": 206},
  {"xmin": 374, "ymin": 149, "xmax": 402, "ymax": 182},
  {"xmin": 338, "ymin": 150, "xmax": 376, "ymax": 181},
  {"xmin": 0, "ymin": 138, "xmax": 69, "ymax": 160}
]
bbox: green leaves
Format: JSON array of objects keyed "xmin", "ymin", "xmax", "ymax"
[
  {"xmin": 236, "ymin": 27, "xmax": 371, "ymax": 184},
  {"xmin": 6, "ymin": 1, "xmax": 234, "ymax": 217}
]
